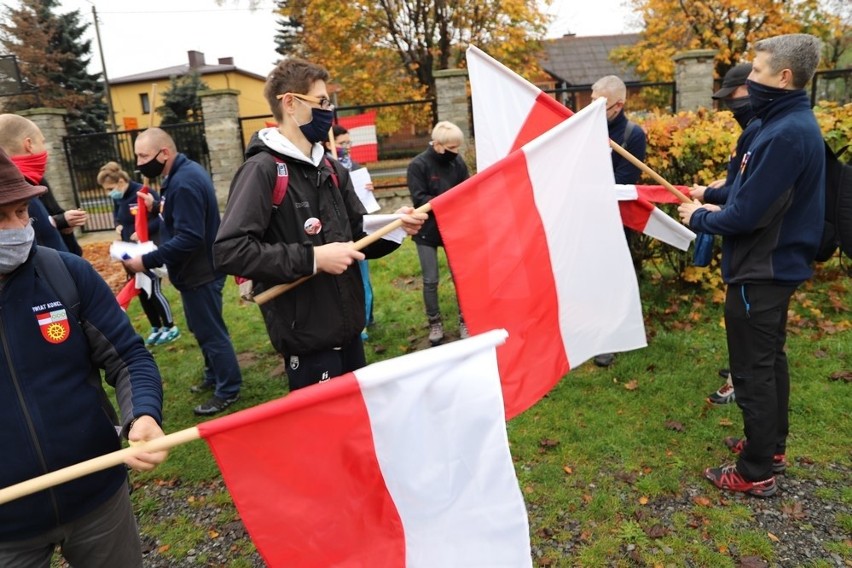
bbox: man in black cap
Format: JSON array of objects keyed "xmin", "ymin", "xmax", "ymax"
[
  {"xmin": 0, "ymin": 147, "xmax": 168, "ymax": 566},
  {"xmin": 688, "ymin": 63, "xmax": 759, "ymax": 406}
]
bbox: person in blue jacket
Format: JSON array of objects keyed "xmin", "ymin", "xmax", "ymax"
[
  {"xmin": 679, "ymin": 34, "xmax": 825, "ymax": 497},
  {"xmin": 98, "ymin": 161, "xmax": 179, "ymax": 347},
  {"xmin": 123, "ymin": 128, "xmax": 243, "ymax": 416},
  {"xmin": 0, "ymin": 147, "xmax": 168, "ymax": 566}
]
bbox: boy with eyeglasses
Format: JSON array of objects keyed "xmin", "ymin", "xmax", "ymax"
[{"xmin": 214, "ymin": 58, "xmax": 425, "ymax": 391}]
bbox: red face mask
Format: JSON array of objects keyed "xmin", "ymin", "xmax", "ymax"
[{"xmin": 10, "ymin": 151, "xmax": 48, "ymax": 185}]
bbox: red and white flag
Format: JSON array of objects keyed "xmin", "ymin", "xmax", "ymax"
[
  {"xmin": 466, "ymin": 45, "xmax": 694, "ymax": 251},
  {"xmin": 337, "ymin": 111, "xmax": 378, "ymax": 163},
  {"xmin": 432, "ymin": 99, "xmax": 646, "ymax": 418},
  {"xmin": 198, "ymin": 330, "xmax": 531, "ymax": 568}
]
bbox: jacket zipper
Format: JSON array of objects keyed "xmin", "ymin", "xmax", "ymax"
[{"xmin": 0, "ymin": 307, "xmax": 63, "ymax": 524}]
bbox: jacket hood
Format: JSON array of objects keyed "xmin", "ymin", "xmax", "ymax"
[{"xmin": 248, "ymin": 127, "xmax": 326, "ymax": 166}]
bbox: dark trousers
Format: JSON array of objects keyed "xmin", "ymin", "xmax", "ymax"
[
  {"xmin": 181, "ymin": 276, "xmax": 242, "ymax": 400},
  {"xmin": 725, "ymin": 282, "xmax": 796, "ymax": 481},
  {"xmin": 285, "ymin": 335, "xmax": 366, "ymax": 391},
  {"xmin": 0, "ymin": 486, "xmax": 142, "ymax": 568}
]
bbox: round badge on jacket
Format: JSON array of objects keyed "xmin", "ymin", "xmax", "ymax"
[{"xmin": 304, "ymin": 217, "xmax": 322, "ymax": 236}]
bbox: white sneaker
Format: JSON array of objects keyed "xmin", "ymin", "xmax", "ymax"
[{"xmin": 145, "ymin": 327, "xmax": 161, "ymax": 346}]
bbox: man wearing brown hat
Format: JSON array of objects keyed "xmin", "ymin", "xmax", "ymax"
[
  {"xmin": 689, "ymin": 62, "xmax": 759, "ymax": 406},
  {"xmin": 0, "ymin": 147, "xmax": 167, "ymax": 566}
]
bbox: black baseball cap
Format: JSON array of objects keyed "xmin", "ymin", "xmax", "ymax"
[{"xmin": 712, "ymin": 63, "xmax": 753, "ymax": 99}]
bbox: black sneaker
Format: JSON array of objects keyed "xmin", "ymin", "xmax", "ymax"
[
  {"xmin": 194, "ymin": 395, "xmax": 239, "ymax": 416},
  {"xmin": 594, "ymin": 353, "xmax": 615, "ymax": 367},
  {"xmin": 189, "ymin": 381, "xmax": 215, "ymax": 394}
]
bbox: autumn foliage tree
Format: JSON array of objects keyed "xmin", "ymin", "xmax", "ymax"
[
  {"xmin": 0, "ymin": 0, "xmax": 108, "ymax": 134},
  {"xmin": 613, "ymin": 0, "xmax": 850, "ymax": 81},
  {"xmin": 274, "ymin": 0, "xmax": 550, "ymax": 104}
]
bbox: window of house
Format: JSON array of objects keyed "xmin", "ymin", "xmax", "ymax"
[{"xmin": 140, "ymin": 93, "xmax": 150, "ymax": 114}]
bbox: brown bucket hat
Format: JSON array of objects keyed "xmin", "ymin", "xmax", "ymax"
[{"xmin": 0, "ymin": 146, "xmax": 47, "ymax": 205}]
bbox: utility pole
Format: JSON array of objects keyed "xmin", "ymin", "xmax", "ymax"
[{"xmin": 92, "ymin": 4, "xmax": 118, "ymax": 131}]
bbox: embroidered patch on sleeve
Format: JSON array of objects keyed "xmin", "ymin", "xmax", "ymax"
[{"xmin": 36, "ymin": 309, "xmax": 71, "ymax": 344}]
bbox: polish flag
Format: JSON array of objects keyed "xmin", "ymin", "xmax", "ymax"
[
  {"xmin": 432, "ymin": 99, "xmax": 646, "ymax": 418},
  {"xmin": 466, "ymin": 45, "xmax": 694, "ymax": 251},
  {"xmin": 337, "ymin": 111, "xmax": 378, "ymax": 163},
  {"xmin": 198, "ymin": 330, "xmax": 532, "ymax": 568}
]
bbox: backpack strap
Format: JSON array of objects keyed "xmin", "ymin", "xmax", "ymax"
[
  {"xmin": 622, "ymin": 121, "xmax": 637, "ymax": 148},
  {"xmin": 33, "ymin": 246, "xmax": 80, "ymax": 323},
  {"xmin": 323, "ymin": 156, "xmax": 340, "ymax": 189},
  {"xmin": 271, "ymin": 157, "xmax": 290, "ymax": 209}
]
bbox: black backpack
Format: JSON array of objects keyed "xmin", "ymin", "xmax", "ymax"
[{"xmin": 815, "ymin": 142, "xmax": 852, "ymax": 262}]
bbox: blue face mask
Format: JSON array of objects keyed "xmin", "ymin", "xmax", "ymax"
[
  {"xmin": 109, "ymin": 189, "xmax": 124, "ymax": 201},
  {"xmin": 294, "ymin": 102, "xmax": 335, "ymax": 144},
  {"xmin": 0, "ymin": 222, "xmax": 35, "ymax": 274}
]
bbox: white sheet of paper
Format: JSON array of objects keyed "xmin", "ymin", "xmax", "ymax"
[
  {"xmin": 364, "ymin": 214, "xmax": 407, "ymax": 244},
  {"xmin": 350, "ymin": 168, "xmax": 380, "ymax": 213},
  {"xmin": 109, "ymin": 240, "xmax": 157, "ymax": 262}
]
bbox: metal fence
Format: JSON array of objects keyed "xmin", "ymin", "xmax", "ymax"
[
  {"xmin": 812, "ymin": 68, "xmax": 852, "ymax": 106},
  {"xmin": 238, "ymin": 98, "xmax": 436, "ymax": 192},
  {"xmin": 543, "ymin": 82, "xmax": 677, "ymax": 115},
  {"xmin": 63, "ymin": 122, "xmax": 209, "ymax": 232}
]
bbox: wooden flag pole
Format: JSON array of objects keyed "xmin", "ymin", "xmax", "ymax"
[
  {"xmin": 253, "ymin": 202, "xmax": 433, "ymax": 305},
  {"xmin": 0, "ymin": 427, "xmax": 202, "ymax": 506},
  {"xmin": 327, "ymin": 127, "xmax": 336, "ymax": 158},
  {"xmin": 608, "ymin": 140, "xmax": 692, "ymax": 204}
]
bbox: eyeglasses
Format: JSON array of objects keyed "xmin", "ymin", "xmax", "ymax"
[{"xmin": 277, "ymin": 92, "xmax": 334, "ymax": 111}]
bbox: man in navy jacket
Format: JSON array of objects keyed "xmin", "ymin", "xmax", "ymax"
[
  {"xmin": 0, "ymin": 147, "xmax": 167, "ymax": 565},
  {"xmin": 679, "ymin": 34, "xmax": 825, "ymax": 497},
  {"xmin": 124, "ymin": 128, "xmax": 243, "ymax": 416}
]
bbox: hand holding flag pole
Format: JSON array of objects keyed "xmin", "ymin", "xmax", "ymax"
[{"xmin": 252, "ymin": 203, "xmax": 433, "ymax": 305}]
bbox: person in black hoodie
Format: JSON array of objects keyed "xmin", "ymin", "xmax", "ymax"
[
  {"xmin": 0, "ymin": 146, "xmax": 167, "ymax": 567},
  {"xmin": 213, "ymin": 57, "xmax": 425, "ymax": 392},
  {"xmin": 407, "ymin": 121, "xmax": 470, "ymax": 346},
  {"xmin": 679, "ymin": 34, "xmax": 825, "ymax": 497},
  {"xmin": 0, "ymin": 114, "xmax": 86, "ymax": 255},
  {"xmin": 123, "ymin": 128, "xmax": 242, "ymax": 416}
]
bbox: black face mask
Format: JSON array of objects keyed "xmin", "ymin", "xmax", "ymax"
[
  {"xmin": 724, "ymin": 97, "xmax": 755, "ymax": 129},
  {"xmin": 137, "ymin": 149, "xmax": 165, "ymax": 178},
  {"xmin": 436, "ymin": 149, "xmax": 457, "ymax": 163},
  {"xmin": 746, "ymin": 79, "xmax": 792, "ymax": 117},
  {"xmin": 297, "ymin": 107, "xmax": 335, "ymax": 144}
]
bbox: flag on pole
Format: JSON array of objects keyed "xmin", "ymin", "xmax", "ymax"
[
  {"xmin": 198, "ymin": 330, "xmax": 532, "ymax": 568},
  {"xmin": 337, "ymin": 111, "xmax": 379, "ymax": 163},
  {"xmin": 618, "ymin": 200, "xmax": 696, "ymax": 251},
  {"xmin": 466, "ymin": 45, "xmax": 694, "ymax": 250},
  {"xmin": 431, "ymin": 99, "xmax": 647, "ymax": 419}
]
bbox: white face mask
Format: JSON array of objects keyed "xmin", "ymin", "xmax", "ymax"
[{"xmin": 0, "ymin": 222, "xmax": 35, "ymax": 274}]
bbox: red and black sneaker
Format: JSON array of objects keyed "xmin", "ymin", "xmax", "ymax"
[
  {"xmin": 704, "ymin": 464, "xmax": 777, "ymax": 497},
  {"xmin": 723, "ymin": 437, "xmax": 788, "ymax": 474}
]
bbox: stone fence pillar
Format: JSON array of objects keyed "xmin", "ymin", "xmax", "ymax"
[
  {"xmin": 673, "ymin": 49, "xmax": 717, "ymax": 112},
  {"xmin": 18, "ymin": 108, "xmax": 74, "ymax": 209},
  {"xmin": 199, "ymin": 89, "xmax": 243, "ymax": 206},
  {"xmin": 434, "ymin": 69, "xmax": 470, "ymax": 142}
]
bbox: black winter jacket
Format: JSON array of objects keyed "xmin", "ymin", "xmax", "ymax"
[
  {"xmin": 407, "ymin": 145, "xmax": 469, "ymax": 247},
  {"xmin": 213, "ymin": 129, "xmax": 399, "ymax": 356}
]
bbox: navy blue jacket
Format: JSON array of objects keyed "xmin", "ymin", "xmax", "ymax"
[
  {"xmin": 689, "ymin": 90, "xmax": 825, "ymax": 284},
  {"xmin": 112, "ymin": 180, "xmax": 161, "ymax": 243},
  {"xmin": 0, "ymin": 246, "xmax": 162, "ymax": 541},
  {"xmin": 703, "ymin": 118, "xmax": 762, "ymax": 205},
  {"xmin": 141, "ymin": 153, "xmax": 222, "ymax": 291},
  {"xmin": 608, "ymin": 110, "xmax": 646, "ymax": 184},
  {"xmin": 28, "ymin": 197, "xmax": 68, "ymax": 253}
]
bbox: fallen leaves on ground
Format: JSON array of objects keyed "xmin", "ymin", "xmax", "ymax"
[
  {"xmin": 665, "ymin": 420, "xmax": 685, "ymax": 432},
  {"xmin": 828, "ymin": 370, "xmax": 852, "ymax": 382}
]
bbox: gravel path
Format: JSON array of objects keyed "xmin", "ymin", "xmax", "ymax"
[{"xmin": 137, "ymin": 462, "xmax": 850, "ymax": 567}]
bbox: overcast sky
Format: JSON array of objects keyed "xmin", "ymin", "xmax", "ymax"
[{"xmin": 47, "ymin": 0, "xmax": 639, "ymax": 80}]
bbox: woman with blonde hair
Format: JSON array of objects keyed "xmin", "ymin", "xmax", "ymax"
[{"xmin": 98, "ymin": 161, "xmax": 179, "ymax": 346}]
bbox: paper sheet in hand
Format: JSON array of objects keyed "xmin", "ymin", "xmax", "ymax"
[
  {"xmin": 109, "ymin": 240, "xmax": 157, "ymax": 261},
  {"xmin": 363, "ymin": 215, "xmax": 407, "ymax": 244},
  {"xmin": 350, "ymin": 168, "xmax": 380, "ymax": 213}
]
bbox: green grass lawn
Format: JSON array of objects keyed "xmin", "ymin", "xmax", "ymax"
[{"xmin": 120, "ymin": 240, "xmax": 850, "ymax": 566}]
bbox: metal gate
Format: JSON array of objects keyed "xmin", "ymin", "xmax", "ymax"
[{"xmin": 63, "ymin": 122, "xmax": 210, "ymax": 232}]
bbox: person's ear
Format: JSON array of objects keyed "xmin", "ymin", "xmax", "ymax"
[
  {"xmin": 22, "ymin": 137, "xmax": 33, "ymax": 154},
  {"xmin": 779, "ymin": 68, "xmax": 794, "ymax": 89}
]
